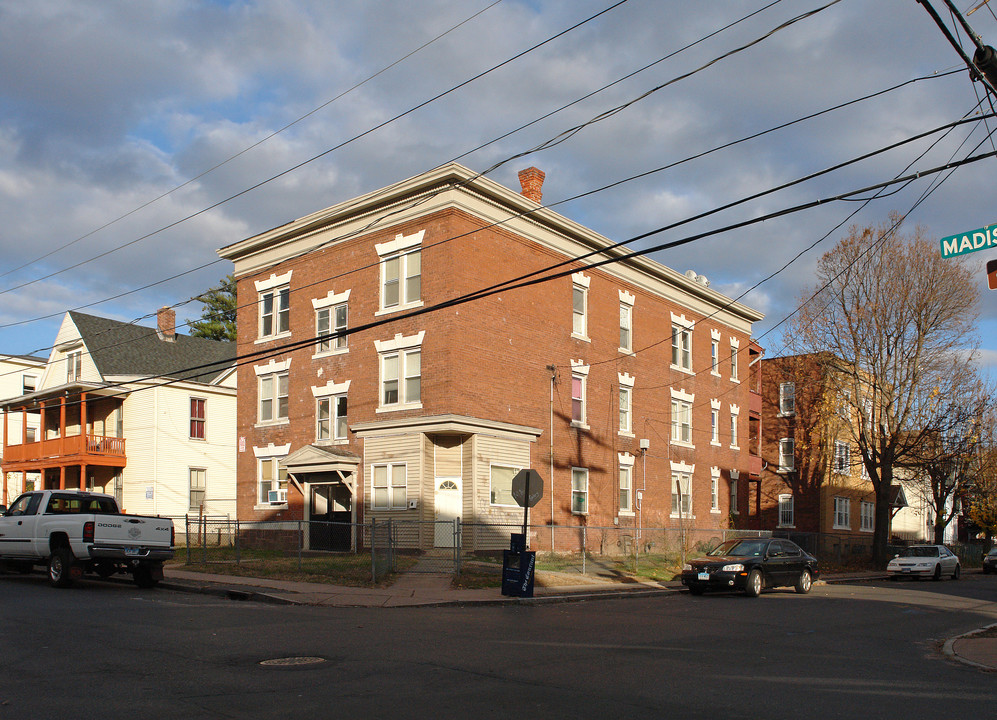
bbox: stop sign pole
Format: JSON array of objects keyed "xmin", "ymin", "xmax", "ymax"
[{"xmin": 511, "ymin": 469, "xmax": 544, "ymax": 546}]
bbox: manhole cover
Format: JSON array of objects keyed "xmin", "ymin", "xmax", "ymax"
[{"xmin": 260, "ymin": 656, "xmax": 327, "ymax": 667}]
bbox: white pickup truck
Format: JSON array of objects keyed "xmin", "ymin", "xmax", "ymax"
[{"xmin": 0, "ymin": 489, "xmax": 174, "ymax": 588}]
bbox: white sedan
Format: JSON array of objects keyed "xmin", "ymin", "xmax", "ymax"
[{"xmin": 887, "ymin": 544, "xmax": 960, "ymax": 580}]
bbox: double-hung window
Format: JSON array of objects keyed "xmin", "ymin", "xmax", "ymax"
[
  {"xmin": 376, "ymin": 332, "xmax": 424, "ymax": 410},
  {"xmin": 570, "ymin": 361, "xmax": 589, "ymax": 427},
  {"xmin": 259, "ymin": 371, "xmax": 289, "ymax": 423},
  {"xmin": 619, "ymin": 290, "xmax": 634, "ymax": 352},
  {"xmin": 22, "ymin": 374, "xmax": 37, "ymax": 394},
  {"xmin": 834, "ymin": 497, "xmax": 851, "ymax": 529},
  {"xmin": 377, "ymin": 230, "xmax": 424, "ymax": 312},
  {"xmin": 258, "ymin": 457, "xmax": 288, "ymax": 505},
  {"xmin": 190, "ymin": 398, "xmax": 205, "ymax": 439},
  {"xmin": 618, "ymin": 372, "xmax": 634, "ymax": 435},
  {"xmin": 317, "ymin": 395, "xmax": 348, "ymax": 441},
  {"xmin": 730, "ymin": 472, "xmax": 739, "ymax": 515},
  {"xmin": 780, "ymin": 382, "xmax": 796, "ymax": 415},
  {"xmin": 67, "ymin": 350, "xmax": 82, "ymax": 383},
  {"xmin": 710, "ymin": 472, "xmax": 720, "ymax": 512},
  {"xmin": 256, "ymin": 271, "xmax": 292, "ymax": 340},
  {"xmin": 860, "ymin": 501, "xmax": 874, "ymax": 532},
  {"xmin": 834, "ymin": 441, "xmax": 850, "ymax": 474},
  {"xmin": 372, "ymin": 463, "xmax": 407, "ymax": 509},
  {"xmin": 779, "ymin": 438, "xmax": 795, "ymax": 472},
  {"xmin": 189, "ymin": 468, "xmax": 206, "ymax": 510},
  {"xmin": 670, "ymin": 388, "xmax": 694, "ymax": 446},
  {"xmin": 671, "ymin": 326, "xmax": 692, "ymax": 370},
  {"xmin": 571, "ymin": 272, "xmax": 590, "ymax": 340},
  {"xmin": 729, "ymin": 405, "xmax": 739, "ymax": 448},
  {"xmin": 571, "ymin": 468, "xmax": 588, "ymax": 514},
  {"xmin": 778, "ymin": 494, "xmax": 795, "ymax": 527},
  {"xmin": 730, "ymin": 343, "xmax": 739, "ymax": 381},
  {"xmin": 710, "ymin": 330, "xmax": 721, "ymax": 375},
  {"xmin": 316, "ymin": 304, "xmax": 348, "ymax": 353},
  {"xmin": 619, "ymin": 465, "xmax": 633, "ymax": 514},
  {"xmin": 671, "ymin": 471, "xmax": 692, "ymax": 516}
]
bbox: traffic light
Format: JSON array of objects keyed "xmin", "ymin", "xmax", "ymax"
[{"xmin": 988, "ymin": 258, "xmax": 997, "ymax": 290}]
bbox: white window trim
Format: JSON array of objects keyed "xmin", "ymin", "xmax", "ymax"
[
  {"xmin": 779, "ymin": 437, "xmax": 795, "ymax": 472},
  {"xmin": 571, "ymin": 272, "xmax": 590, "ymax": 342},
  {"xmin": 729, "ymin": 404, "xmax": 740, "ymax": 450},
  {"xmin": 254, "ymin": 358, "xmax": 292, "ymax": 376},
  {"xmin": 670, "ymin": 314, "xmax": 694, "ymax": 374},
  {"xmin": 619, "ymin": 453, "xmax": 635, "ymax": 516},
  {"xmin": 834, "ymin": 496, "xmax": 851, "ymax": 530},
  {"xmin": 375, "ymin": 230, "xmax": 425, "ymax": 316},
  {"xmin": 778, "ymin": 493, "xmax": 795, "ymax": 528},
  {"xmin": 313, "ymin": 380, "xmax": 351, "ymax": 444},
  {"xmin": 370, "ymin": 462, "xmax": 409, "ymax": 511},
  {"xmin": 670, "ymin": 388, "xmax": 694, "ymax": 449},
  {"xmin": 570, "ymin": 360, "xmax": 590, "ymax": 430},
  {"xmin": 571, "ymin": 466, "xmax": 589, "ymax": 515},
  {"xmin": 710, "ymin": 467, "xmax": 721, "ymax": 514},
  {"xmin": 710, "ymin": 328, "xmax": 722, "ymax": 376},
  {"xmin": 729, "ymin": 338, "xmax": 741, "ymax": 383},
  {"xmin": 618, "ymin": 372, "xmax": 635, "ymax": 437},
  {"xmin": 253, "ymin": 444, "xmax": 291, "ymax": 510},
  {"xmin": 669, "ymin": 461, "xmax": 695, "ymax": 519},
  {"xmin": 730, "ymin": 469, "xmax": 739, "ymax": 515},
  {"xmin": 489, "ymin": 463, "xmax": 523, "ymax": 508},
  {"xmin": 255, "ymin": 274, "xmax": 292, "ymax": 344},
  {"xmin": 860, "ymin": 500, "xmax": 875, "ymax": 533},
  {"xmin": 255, "ymin": 364, "xmax": 290, "ymax": 427},
  {"xmin": 710, "ymin": 398, "xmax": 721, "ymax": 446},
  {"xmin": 313, "ymin": 289, "xmax": 351, "ymax": 358},
  {"xmin": 779, "ymin": 382, "xmax": 796, "ymax": 416},
  {"xmin": 618, "ymin": 289, "xmax": 635, "ymax": 354}
]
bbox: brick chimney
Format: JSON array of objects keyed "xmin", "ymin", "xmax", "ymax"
[
  {"xmin": 518, "ymin": 167, "xmax": 545, "ymax": 204},
  {"xmin": 157, "ymin": 306, "xmax": 176, "ymax": 342}
]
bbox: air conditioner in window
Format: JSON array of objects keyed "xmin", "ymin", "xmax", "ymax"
[
  {"xmin": 268, "ymin": 489, "xmax": 287, "ymax": 504},
  {"xmin": 407, "ymin": 498, "xmax": 419, "ymax": 510}
]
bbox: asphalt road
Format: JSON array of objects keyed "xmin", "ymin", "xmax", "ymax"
[{"xmin": 2, "ymin": 572, "xmax": 996, "ymax": 719}]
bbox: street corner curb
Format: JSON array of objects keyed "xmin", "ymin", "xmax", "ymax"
[
  {"xmin": 160, "ymin": 580, "xmax": 300, "ymax": 606},
  {"xmin": 943, "ymin": 623, "xmax": 997, "ymax": 671},
  {"xmin": 522, "ymin": 586, "xmax": 676, "ymax": 604}
]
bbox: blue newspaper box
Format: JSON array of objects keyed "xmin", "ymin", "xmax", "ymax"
[{"xmin": 501, "ymin": 534, "xmax": 535, "ymax": 597}]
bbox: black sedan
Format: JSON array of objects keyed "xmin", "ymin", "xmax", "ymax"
[
  {"xmin": 681, "ymin": 537, "xmax": 819, "ymax": 597},
  {"xmin": 982, "ymin": 548, "xmax": 997, "ymax": 574}
]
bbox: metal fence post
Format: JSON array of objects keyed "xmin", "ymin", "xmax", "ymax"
[
  {"xmin": 388, "ymin": 519, "xmax": 395, "ymax": 573},
  {"xmin": 185, "ymin": 514, "xmax": 190, "ymax": 565},
  {"xmin": 582, "ymin": 525, "xmax": 587, "ymax": 576},
  {"xmin": 298, "ymin": 521, "xmax": 303, "ymax": 571},
  {"xmin": 453, "ymin": 518, "xmax": 460, "ymax": 577},
  {"xmin": 235, "ymin": 519, "xmax": 240, "ymax": 565},
  {"xmin": 201, "ymin": 514, "xmax": 207, "ymax": 565},
  {"xmin": 370, "ymin": 518, "xmax": 377, "ymax": 584}
]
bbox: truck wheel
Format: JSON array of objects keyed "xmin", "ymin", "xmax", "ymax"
[
  {"xmin": 133, "ymin": 566, "xmax": 159, "ymax": 589},
  {"xmin": 48, "ymin": 548, "xmax": 76, "ymax": 588}
]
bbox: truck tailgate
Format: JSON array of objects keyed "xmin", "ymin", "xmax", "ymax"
[{"xmin": 91, "ymin": 515, "xmax": 174, "ymax": 560}]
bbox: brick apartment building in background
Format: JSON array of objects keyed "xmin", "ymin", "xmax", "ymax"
[
  {"xmin": 218, "ymin": 163, "xmax": 764, "ymax": 551},
  {"xmin": 752, "ymin": 353, "xmax": 878, "ymax": 556}
]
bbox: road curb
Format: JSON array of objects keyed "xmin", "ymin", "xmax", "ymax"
[{"xmin": 943, "ymin": 623, "xmax": 997, "ymax": 671}]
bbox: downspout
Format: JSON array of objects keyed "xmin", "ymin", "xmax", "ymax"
[{"xmin": 547, "ymin": 364, "xmax": 557, "ymax": 550}]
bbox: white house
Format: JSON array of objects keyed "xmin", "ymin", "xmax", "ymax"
[{"xmin": 0, "ymin": 308, "xmax": 238, "ymax": 520}]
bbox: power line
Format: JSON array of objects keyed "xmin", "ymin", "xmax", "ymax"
[{"xmin": 0, "ymin": 0, "xmax": 631, "ymax": 300}]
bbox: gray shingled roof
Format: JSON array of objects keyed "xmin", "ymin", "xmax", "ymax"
[{"xmin": 69, "ymin": 311, "xmax": 235, "ymax": 384}]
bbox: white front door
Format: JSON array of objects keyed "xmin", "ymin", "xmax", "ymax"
[{"xmin": 434, "ymin": 477, "xmax": 461, "ymax": 548}]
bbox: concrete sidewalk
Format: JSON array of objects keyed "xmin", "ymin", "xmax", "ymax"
[{"xmin": 160, "ymin": 566, "xmax": 997, "ymax": 671}]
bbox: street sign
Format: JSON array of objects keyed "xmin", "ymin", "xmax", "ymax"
[
  {"xmin": 511, "ymin": 469, "xmax": 544, "ymax": 508},
  {"xmin": 988, "ymin": 259, "xmax": 997, "ymax": 290},
  {"xmin": 939, "ymin": 223, "xmax": 997, "ymax": 259}
]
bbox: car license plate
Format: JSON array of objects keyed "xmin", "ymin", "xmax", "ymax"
[
  {"xmin": 124, "ymin": 547, "xmax": 142, "ymax": 556},
  {"xmin": 697, "ymin": 572, "xmax": 709, "ymax": 580}
]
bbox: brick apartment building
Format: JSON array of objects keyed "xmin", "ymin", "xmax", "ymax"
[
  {"xmin": 218, "ymin": 163, "xmax": 764, "ymax": 551},
  {"xmin": 752, "ymin": 353, "xmax": 877, "ymax": 554}
]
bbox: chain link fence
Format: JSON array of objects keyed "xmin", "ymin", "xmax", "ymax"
[{"xmin": 174, "ymin": 516, "xmax": 987, "ymax": 585}]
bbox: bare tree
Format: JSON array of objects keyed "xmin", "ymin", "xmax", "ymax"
[
  {"xmin": 786, "ymin": 214, "xmax": 980, "ymax": 565},
  {"xmin": 900, "ymin": 370, "xmax": 992, "ymax": 544},
  {"xmin": 966, "ymin": 403, "xmax": 997, "ymax": 546}
]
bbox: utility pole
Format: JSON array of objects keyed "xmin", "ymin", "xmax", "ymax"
[{"xmin": 917, "ymin": 0, "xmax": 997, "ymax": 96}]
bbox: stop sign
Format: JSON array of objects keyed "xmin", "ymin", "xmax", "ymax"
[{"xmin": 511, "ymin": 469, "xmax": 544, "ymax": 508}]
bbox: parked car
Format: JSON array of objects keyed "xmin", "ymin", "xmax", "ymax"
[
  {"xmin": 886, "ymin": 544, "xmax": 960, "ymax": 580},
  {"xmin": 681, "ymin": 537, "xmax": 819, "ymax": 597},
  {"xmin": 981, "ymin": 548, "xmax": 997, "ymax": 574}
]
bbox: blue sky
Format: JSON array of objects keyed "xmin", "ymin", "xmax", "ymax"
[{"xmin": 0, "ymin": 0, "xmax": 995, "ymax": 375}]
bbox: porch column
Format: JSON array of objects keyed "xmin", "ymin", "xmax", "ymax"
[
  {"xmin": 59, "ymin": 465, "xmax": 66, "ymax": 490},
  {"xmin": 60, "ymin": 396, "xmax": 67, "ymax": 455},
  {"xmin": 39, "ymin": 401, "xmax": 45, "ymax": 448},
  {"xmin": 22, "ymin": 471, "xmax": 26, "ymax": 496},
  {"xmin": 21, "ymin": 407, "xmax": 27, "ymax": 445},
  {"xmin": 80, "ymin": 392, "xmax": 88, "ymax": 454},
  {"xmin": 80, "ymin": 463, "xmax": 87, "ymax": 491}
]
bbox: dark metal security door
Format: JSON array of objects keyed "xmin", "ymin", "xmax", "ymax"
[{"xmin": 310, "ymin": 484, "xmax": 352, "ymax": 551}]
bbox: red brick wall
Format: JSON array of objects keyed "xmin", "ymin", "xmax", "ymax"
[{"xmin": 234, "ymin": 208, "xmax": 756, "ymax": 529}]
